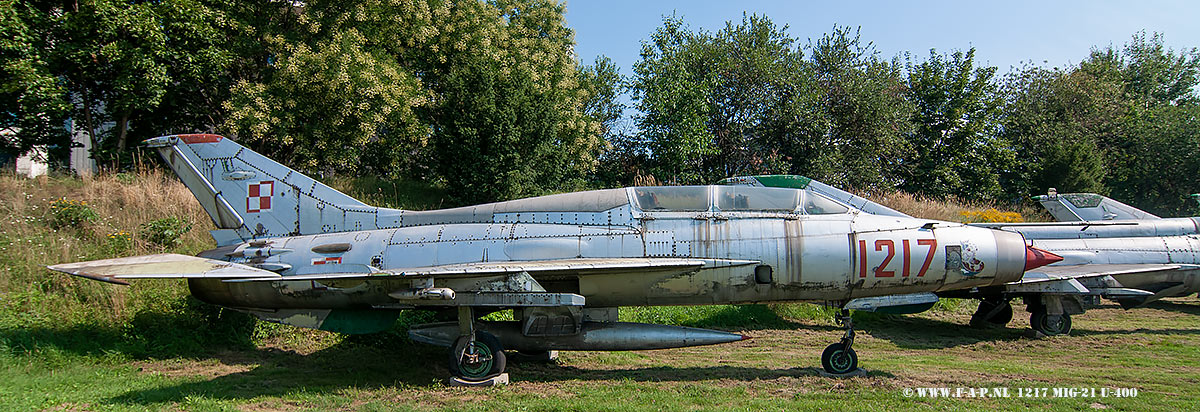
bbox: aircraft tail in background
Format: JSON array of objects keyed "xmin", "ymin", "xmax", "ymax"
[
  {"xmin": 143, "ymin": 134, "xmax": 403, "ymax": 245},
  {"xmin": 1033, "ymin": 190, "xmax": 1159, "ymax": 222}
]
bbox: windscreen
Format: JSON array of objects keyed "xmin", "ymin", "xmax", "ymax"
[
  {"xmin": 634, "ymin": 187, "xmax": 710, "ymax": 211},
  {"xmin": 802, "ymin": 192, "xmax": 849, "ymax": 215},
  {"xmin": 716, "ymin": 186, "xmax": 800, "ymax": 212}
]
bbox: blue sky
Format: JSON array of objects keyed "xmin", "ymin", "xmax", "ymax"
[{"xmin": 565, "ymin": 0, "xmax": 1199, "ymax": 77}]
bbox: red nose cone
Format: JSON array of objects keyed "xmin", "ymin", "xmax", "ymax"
[{"xmin": 1024, "ymin": 246, "xmax": 1064, "ymax": 271}]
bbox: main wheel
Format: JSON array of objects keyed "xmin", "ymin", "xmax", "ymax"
[
  {"xmin": 448, "ymin": 331, "xmax": 507, "ymax": 381},
  {"xmin": 821, "ymin": 342, "xmax": 858, "ymax": 374},
  {"xmin": 970, "ymin": 299, "xmax": 1013, "ymax": 327},
  {"xmin": 1029, "ymin": 311, "xmax": 1072, "ymax": 336}
]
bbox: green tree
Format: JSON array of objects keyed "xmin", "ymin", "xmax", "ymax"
[
  {"xmin": 1094, "ymin": 33, "xmax": 1200, "ymax": 215},
  {"xmin": 1001, "ymin": 32, "xmax": 1200, "ymax": 214},
  {"xmin": 225, "ymin": 28, "xmax": 428, "ymax": 174},
  {"xmin": 901, "ymin": 48, "xmax": 1009, "ymax": 200},
  {"xmin": 631, "ymin": 16, "xmax": 720, "ymax": 184},
  {"xmin": 784, "ymin": 26, "xmax": 913, "ymax": 190},
  {"xmin": 0, "ymin": 0, "xmax": 70, "ymax": 157},
  {"xmin": 428, "ymin": 0, "xmax": 603, "ymax": 203},
  {"xmin": 632, "ymin": 14, "xmax": 802, "ymax": 184},
  {"xmin": 1, "ymin": 1, "xmax": 285, "ymax": 167},
  {"xmin": 998, "ymin": 64, "xmax": 1118, "ymax": 198},
  {"xmin": 227, "ymin": 0, "xmax": 603, "ymax": 203}
]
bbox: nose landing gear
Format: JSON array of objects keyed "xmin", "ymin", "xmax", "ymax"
[{"xmin": 821, "ymin": 309, "xmax": 859, "ymax": 375}]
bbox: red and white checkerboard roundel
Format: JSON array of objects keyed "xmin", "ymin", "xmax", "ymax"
[{"xmin": 246, "ymin": 181, "xmax": 274, "ymax": 213}]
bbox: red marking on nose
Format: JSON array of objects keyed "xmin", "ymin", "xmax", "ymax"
[
  {"xmin": 1024, "ymin": 246, "xmax": 1064, "ymax": 271},
  {"xmin": 176, "ymin": 134, "xmax": 223, "ymax": 144}
]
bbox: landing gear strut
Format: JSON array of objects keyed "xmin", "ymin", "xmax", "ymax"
[
  {"xmin": 821, "ymin": 309, "xmax": 859, "ymax": 374},
  {"xmin": 447, "ymin": 307, "xmax": 506, "ymax": 381},
  {"xmin": 969, "ymin": 298, "xmax": 1013, "ymax": 327}
]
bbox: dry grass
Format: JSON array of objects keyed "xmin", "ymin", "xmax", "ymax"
[
  {"xmin": 0, "ymin": 169, "xmax": 213, "ymax": 253},
  {"xmin": 867, "ymin": 191, "xmax": 1050, "ymax": 222},
  {"xmin": 0, "ymin": 168, "xmax": 214, "ymax": 325}
]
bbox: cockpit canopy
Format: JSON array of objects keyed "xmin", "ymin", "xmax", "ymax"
[{"xmin": 632, "ymin": 186, "xmax": 849, "ymax": 214}]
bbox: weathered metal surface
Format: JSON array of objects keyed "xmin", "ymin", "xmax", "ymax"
[
  {"xmin": 54, "ymin": 136, "xmax": 1054, "ymax": 353},
  {"xmin": 387, "ymin": 292, "xmax": 586, "ymax": 307},
  {"xmin": 845, "ymin": 292, "xmax": 939, "ymax": 313},
  {"xmin": 408, "ymin": 321, "xmax": 747, "ymax": 351}
]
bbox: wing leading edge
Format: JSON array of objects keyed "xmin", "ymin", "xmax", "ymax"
[{"xmin": 47, "ymin": 254, "xmax": 282, "ymax": 285}]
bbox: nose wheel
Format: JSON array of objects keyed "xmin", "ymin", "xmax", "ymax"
[{"xmin": 821, "ymin": 309, "xmax": 859, "ymax": 374}]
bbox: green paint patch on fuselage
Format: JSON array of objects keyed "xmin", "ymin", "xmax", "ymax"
[{"xmin": 718, "ymin": 175, "xmax": 813, "ymax": 189}]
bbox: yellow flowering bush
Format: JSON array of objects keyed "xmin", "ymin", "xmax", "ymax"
[
  {"xmin": 105, "ymin": 231, "xmax": 133, "ymax": 254},
  {"xmin": 48, "ymin": 198, "xmax": 99, "ymax": 229},
  {"xmin": 959, "ymin": 208, "xmax": 1024, "ymax": 223}
]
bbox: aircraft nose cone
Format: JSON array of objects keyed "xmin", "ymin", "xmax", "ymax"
[{"xmin": 1024, "ymin": 246, "xmax": 1064, "ymax": 271}]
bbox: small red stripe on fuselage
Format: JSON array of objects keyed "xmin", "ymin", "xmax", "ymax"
[{"xmin": 177, "ymin": 134, "xmax": 223, "ymax": 144}]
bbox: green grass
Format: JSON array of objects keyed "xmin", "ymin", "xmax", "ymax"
[
  {"xmin": 2, "ymin": 171, "xmax": 1198, "ymax": 411},
  {"xmin": 3, "ymin": 300, "xmax": 1198, "ymax": 411}
]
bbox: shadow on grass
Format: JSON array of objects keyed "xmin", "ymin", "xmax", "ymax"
[
  {"xmin": 1070, "ymin": 327, "xmax": 1200, "ymax": 337},
  {"xmin": 855, "ymin": 314, "xmax": 1025, "ymax": 350},
  {"xmin": 670, "ymin": 304, "xmax": 817, "ymax": 331},
  {"xmin": 106, "ymin": 341, "xmax": 447, "ymax": 406},
  {"xmin": 858, "ymin": 299, "xmax": 1200, "ymax": 349},
  {"xmin": 512, "ymin": 364, "xmax": 895, "ymax": 383},
  {"xmin": 1141, "ymin": 299, "xmax": 1200, "ymax": 316},
  {"xmin": 105, "ymin": 345, "xmax": 895, "ymax": 407}
]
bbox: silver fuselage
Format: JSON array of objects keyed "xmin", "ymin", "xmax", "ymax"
[{"xmin": 190, "ymin": 187, "xmax": 1027, "ymax": 310}]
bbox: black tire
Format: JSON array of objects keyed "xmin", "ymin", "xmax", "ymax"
[
  {"xmin": 821, "ymin": 342, "xmax": 858, "ymax": 374},
  {"xmin": 448, "ymin": 332, "xmax": 507, "ymax": 381},
  {"xmin": 970, "ymin": 299, "xmax": 1014, "ymax": 327},
  {"xmin": 1029, "ymin": 311, "xmax": 1072, "ymax": 336}
]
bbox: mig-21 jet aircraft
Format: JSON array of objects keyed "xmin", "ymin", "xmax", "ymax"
[
  {"xmin": 724, "ymin": 176, "xmax": 1200, "ymax": 337},
  {"xmin": 49, "ymin": 135, "xmax": 1060, "ymax": 381},
  {"xmin": 956, "ymin": 190, "xmax": 1200, "ymax": 335}
]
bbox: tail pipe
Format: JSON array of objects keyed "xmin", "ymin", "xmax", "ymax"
[{"xmin": 989, "ymin": 231, "xmax": 1062, "ymax": 286}]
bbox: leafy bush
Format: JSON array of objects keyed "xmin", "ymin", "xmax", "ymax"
[
  {"xmin": 139, "ymin": 217, "xmax": 193, "ymax": 249},
  {"xmin": 104, "ymin": 231, "xmax": 133, "ymax": 255},
  {"xmin": 48, "ymin": 198, "xmax": 99, "ymax": 229},
  {"xmin": 114, "ymin": 172, "xmax": 137, "ymax": 184}
]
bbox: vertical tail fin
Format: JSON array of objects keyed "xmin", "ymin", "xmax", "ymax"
[
  {"xmin": 1033, "ymin": 191, "xmax": 1159, "ymax": 222},
  {"xmin": 144, "ymin": 134, "xmax": 402, "ymax": 244}
]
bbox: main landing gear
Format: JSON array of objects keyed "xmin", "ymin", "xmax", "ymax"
[
  {"xmin": 821, "ymin": 309, "xmax": 859, "ymax": 374},
  {"xmin": 448, "ymin": 307, "xmax": 507, "ymax": 382},
  {"xmin": 1029, "ymin": 309, "xmax": 1072, "ymax": 336},
  {"xmin": 1026, "ymin": 297, "xmax": 1074, "ymax": 336},
  {"xmin": 969, "ymin": 298, "xmax": 1014, "ymax": 327}
]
